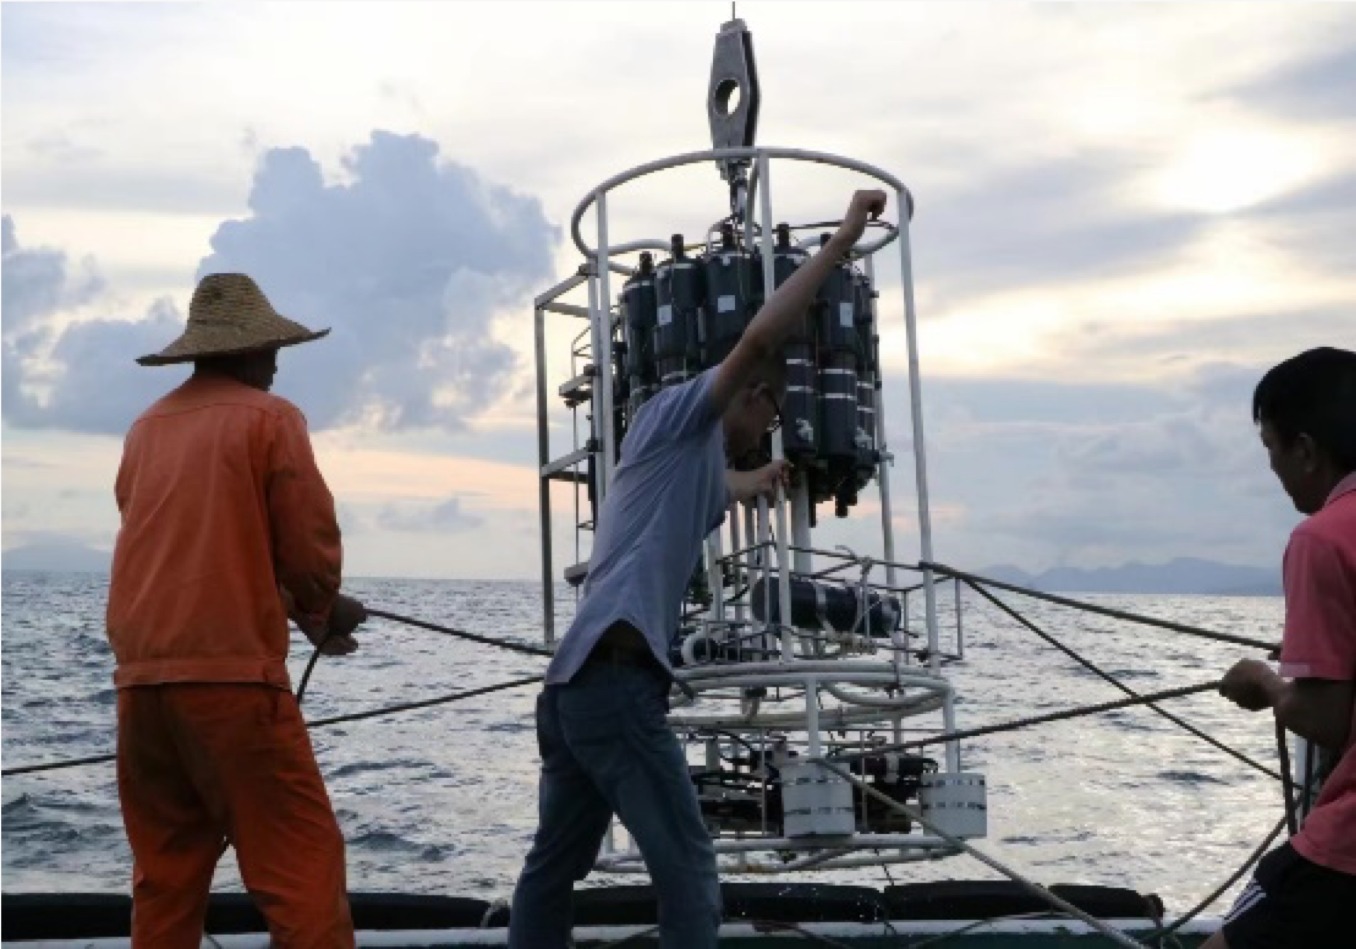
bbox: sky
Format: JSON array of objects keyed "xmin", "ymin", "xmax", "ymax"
[{"xmin": 2, "ymin": 1, "xmax": 1353, "ymax": 580}]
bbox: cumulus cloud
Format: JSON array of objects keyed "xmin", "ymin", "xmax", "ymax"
[
  {"xmin": 196, "ymin": 131, "xmax": 557, "ymax": 431},
  {"xmin": 5, "ymin": 298, "xmax": 190, "ymax": 434},
  {"xmin": 1, "ymin": 216, "xmax": 167, "ymax": 434},
  {"xmin": 1, "ymin": 214, "xmax": 104, "ymax": 336},
  {"xmin": 376, "ymin": 496, "xmax": 484, "ymax": 534},
  {"xmin": 2, "ymin": 131, "xmax": 558, "ymax": 436}
]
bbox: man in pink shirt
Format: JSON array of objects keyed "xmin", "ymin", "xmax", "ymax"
[{"xmin": 1214, "ymin": 346, "xmax": 1356, "ymax": 948}]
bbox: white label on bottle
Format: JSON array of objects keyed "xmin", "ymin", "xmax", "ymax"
[
  {"xmin": 658, "ymin": 304, "xmax": 673, "ymax": 326},
  {"xmin": 717, "ymin": 294, "xmax": 736, "ymax": 313},
  {"xmin": 839, "ymin": 302, "xmax": 854, "ymax": 327}
]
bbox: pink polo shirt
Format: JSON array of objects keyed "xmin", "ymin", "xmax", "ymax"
[{"xmin": 1279, "ymin": 471, "xmax": 1356, "ymax": 875}]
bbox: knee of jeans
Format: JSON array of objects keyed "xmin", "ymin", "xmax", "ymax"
[{"xmin": 571, "ymin": 850, "xmax": 599, "ymax": 881}]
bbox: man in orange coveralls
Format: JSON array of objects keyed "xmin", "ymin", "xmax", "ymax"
[{"xmin": 106, "ymin": 272, "xmax": 366, "ymax": 948}]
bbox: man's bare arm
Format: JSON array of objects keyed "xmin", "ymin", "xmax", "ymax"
[
  {"xmin": 1221, "ymin": 658, "xmax": 1354, "ymax": 749},
  {"xmin": 709, "ymin": 190, "xmax": 888, "ymax": 415},
  {"xmin": 725, "ymin": 460, "xmax": 789, "ymax": 505}
]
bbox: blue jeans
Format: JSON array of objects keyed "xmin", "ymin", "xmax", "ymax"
[{"xmin": 508, "ymin": 660, "xmax": 721, "ymax": 948}]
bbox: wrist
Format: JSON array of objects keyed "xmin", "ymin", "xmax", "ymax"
[
  {"xmin": 826, "ymin": 228, "xmax": 859, "ymax": 254},
  {"xmin": 1261, "ymin": 673, "xmax": 1287, "ymax": 710},
  {"xmin": 295, "ymin": 601, "xmax": 332, "ymax": 631}
]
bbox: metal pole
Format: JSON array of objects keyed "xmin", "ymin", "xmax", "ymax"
[
  {"xmin": 805, "ymin": 675, "xmax": 822, "ymax": 758},
  {"xmin": 757, "ymin": 151, "xmax": 796, "ymax": 659},
  {"xmin": 864, "ymin": 256, "xmax": 897, "ymax": 588},
  {"xmin": 535, "ymin": 304, "xmax": 555, "ymax": 646},
  {"xmin": 866, "ymin": 255, "xmax": 907, "ymax": 675},
  {"xmin": 570, "ymin": 146, "xmax": 913, "ymax": 262},
  {"xmin": 729, "ymin": 504, "xmax": 745, "ymax": 627},
  {"xmin": 789, "ymin": 490, "xmax": 812, "ymax": 573},
  {"xmin": 954, "ymin": 577, "xmax": 965, "ymax": 660},
  {"xmin": 744, "ymin": 503, "xmax": 761, "ymax": 650},
  {"xmin": 901, "ymin": 591, "xmax": 911, "ymax": 667},
  {"xmin": 753, "ymin": 153, "xmax": 812, "ymax": 574},
  {"xmin": 584, "ymin": 270, "xmax": 607, "ymax": 530},
  {"xmin": 707, "ymin": 534, "xmax": 724, "ymax": 625},
  {"xmin": 896, "ymin": 198, "xmax": 957, "ymax": 773},
  {"xmin": 595, "ymin": 189, "xmax": 617, "ymax": 494}
]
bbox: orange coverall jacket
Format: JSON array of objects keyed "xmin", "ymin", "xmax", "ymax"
[{"xmin": 107, "ymin": 373, "xmax": 342, "ymax": 688}]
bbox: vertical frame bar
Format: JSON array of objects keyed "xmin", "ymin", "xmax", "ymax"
[
  {"xmin": 706, "ymin": 533, "xmax": 724, "ymax": 625},
  {"xmin": 729, "ymin": 504, "xmax": 745, "ymax": 628},
  {"xmin": 864, "ymin": 255, "xmax": 897, "ymax": 590},
  {"xmin": 535, "ymin": 304, "xmax": 555, "ymax": 645},
  {"xmin": 595, "ymin": 190, "xmax": 617, "ymax": 494},
  {"xmin": 757, "ymin": 150, "xmax": 796, "ymax": 660},
  {"xmin": 954, "ymin": 576, "xmax": 965, "ymax": 660},
  {"xmin": 896, "ymin": 199, "xmax": 958, "ymax": 772}
]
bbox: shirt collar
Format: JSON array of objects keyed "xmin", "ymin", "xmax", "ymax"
[{"xmin": 1326, "ymin": 471, "xmax": 1356, "ymax": 507}]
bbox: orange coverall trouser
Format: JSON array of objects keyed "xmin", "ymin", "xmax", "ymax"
[{"xmin": 116, "ymin": 683, "xmax": 354, "ymax": 948}]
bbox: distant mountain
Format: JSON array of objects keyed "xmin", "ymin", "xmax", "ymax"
[
  {"xmin": 3, "ymin": 541, "xmax": 112, "ymax": 574},
  {"xmin": 975, "ymin": 557, "xmax": 1281, "ymax": 596},
  {"xmin": 0, "ymin": 542, "xmax": 1282, "ymax": 594}
]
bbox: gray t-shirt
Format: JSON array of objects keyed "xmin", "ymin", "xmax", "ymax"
[{"xmin": 546, "ymin": 368, "xmax": 729, "ymax": 684}]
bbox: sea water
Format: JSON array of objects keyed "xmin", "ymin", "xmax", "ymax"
[{"xmin": 2, "ymin": 572, "xmax": 1287, "ymax": 918}]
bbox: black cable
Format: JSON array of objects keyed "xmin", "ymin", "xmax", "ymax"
[
  {"xmin": 1148, "ymin": 814, "xmax": 1288, "ymax": 939},
  {"xmin": 926, "ymin": 562, "xmax": 1280, "ymax": 652},
  {"xmin": 1301, "ymin": 739, "xmax": 1317, "ymax": 825},
  {"xmin": 294, "ymin": 633, "xmax": 332, "ymax": 707},
  {"xmin": 831, "ymin": 680, "xmax": 1224, "ymax": 762},
  {"xmin": 1276, "ymin": 721, "xmax": 1299, "ymax": 837},
  {"xmin": 7, "ymin": 604, "xmax": 553, "ymax": 776},
  {"xmin": 2, "ymin": 676, "xmax": 543, "ymax": 776},
  {"xmin": 744, "ymin": 920, "xmax": 856, "ymax": 947},
  {"xmin": 3, "ymin": 752, "xmax": 117, "ymax": 776},
  {"xmin": 691, "ymin": 727, "xmax": 764, "ymax": 762},
  {"xmin": 968, "ymin": 579, "xmax": 1283, "ymax": 783},
  {"xmin": 591, "ymin": 924, "xmax": 660, "ymax": 949},
  {"xmin": 873, "ymin": 852, "xmax": 903, "ymax": 938},
  {"xmin": 367, "ymin": 608, "xmax": 554, "ymax": 657},
  {"xmin": 304, "ymin": 676, "xmax": 543, "ymax": 728},
  {"xmin": 900, "ymin": 912, "xmax": 1061, "ymax": 949}
]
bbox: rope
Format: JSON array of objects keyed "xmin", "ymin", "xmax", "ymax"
[
  {"xmin": 1, "ymin": 676, "xmax": 543, "ymax": 777},
  {"xmin": 367, "ymin": 608, "xmax": 555, "ymax": 657},
  {"xmin": 967, "ymin": 580, "xmax": 1282, "ymax": 782},
  {"xmin": 924, "ymin": 562, "xmax": 1280, "ymax": 652},
  {"xmin": 3, "ymin": 752, "xmax": 117, "ymax": 776},
  {"xmin": 305, "ymin": 676, "xmax": 542, "ymax": 728},
  {"xmin": 808, "ymin": 757, "xmax": 1150, "ymax": 949},
  {"xmin": 898, "ymin": 911, "xmax": 1070, "ymax": 949},
  {"xmin": 591, "ymin": 925, "xmax": 660, "ymax": 948},
  {"xmin": 1149, "ymin": 814, "xmax": 1287, "ymax": 938},
  {"xmin": 831, "ymin": 680, "xmax": 1223, "ymax": 761},
  {"xmin": 6, "ymin": 603, "xmax": 553, "ymax": 778},
  {"xmin": 746, "ymin": 920, "xmax": 856, "ymax": 946},
  {"xmin": 294, "ymin": 632, "xmax": 334, "ymax": 706},
  {"xmin": 1277, "ymin": 721, "xmax": 1299, "ymax": 837}
]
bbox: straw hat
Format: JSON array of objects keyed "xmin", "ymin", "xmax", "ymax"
[{"xmin": 137, "ymin": 273, "xmax": 329, "ymax": 366}]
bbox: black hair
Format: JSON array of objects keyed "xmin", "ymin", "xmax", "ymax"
[{"xmin": 1252, "ymin": 346, "xmax": 1356, "ymax": 472}]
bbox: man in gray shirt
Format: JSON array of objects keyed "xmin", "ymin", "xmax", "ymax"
[{"xmin": 509, "ymin": 190, "xmax": 887, "ymax": 948}]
